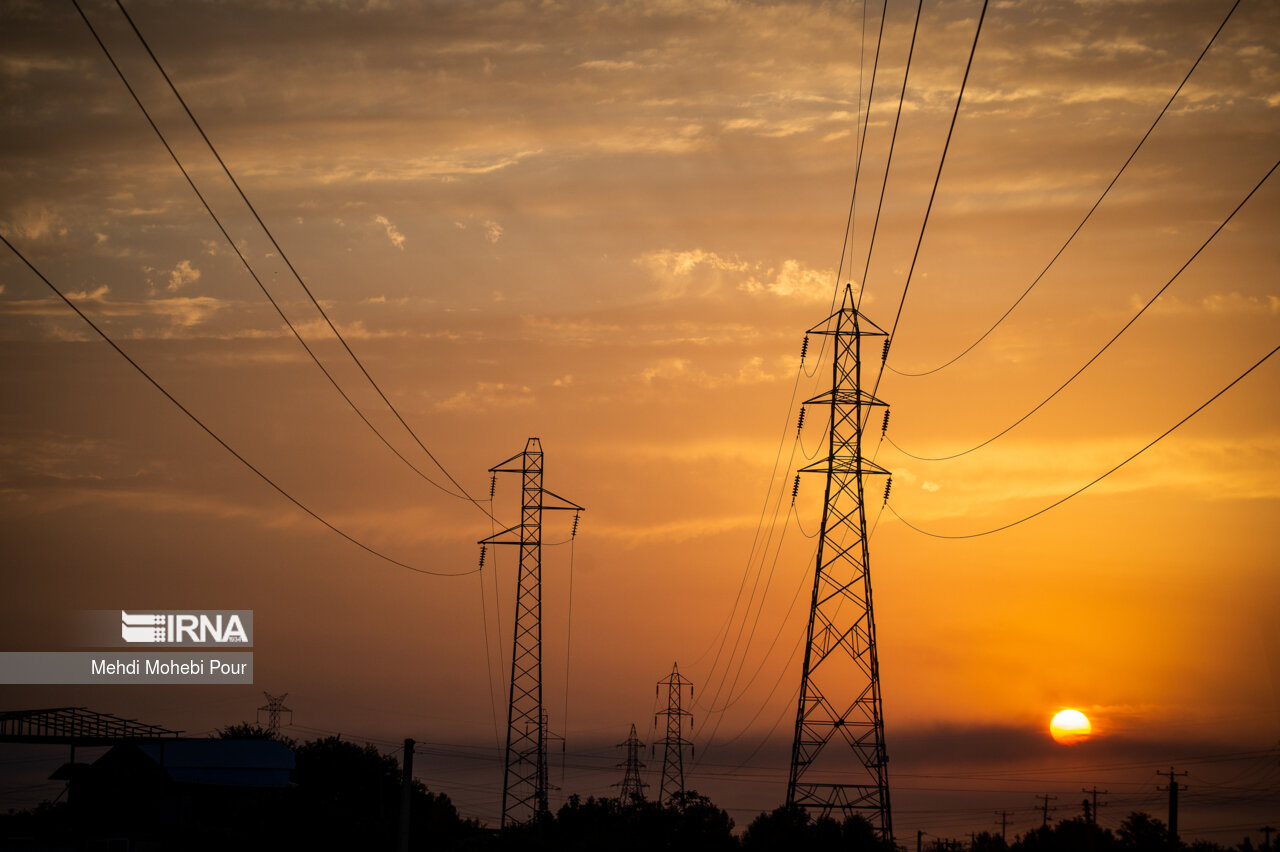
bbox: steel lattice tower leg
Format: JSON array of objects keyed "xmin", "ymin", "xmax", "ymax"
[
  {"xmin": 786, "ymin": 284, "xmax": 893, "ymax": 840},
  {"xmin": 614, "ymin": 723, "xmax": 649, "ymax": 802},
  {"xmin": 654, "ymin": 663, "xmax": 693, "ymax": 804},
  {"xmin": 481, "ymin": 438, "xmax": 582, "ymax": 829}
]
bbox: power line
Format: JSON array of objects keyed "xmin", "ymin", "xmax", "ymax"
[
  {"xmin": 885, "ymin": 0, "xmax": 989, "ymax": 347},
  {"xmin": 857, "ymin": 0, "xmax": 922, "ymax": 313},
  {"xmin": 887, "ymin": 339, "xmax": 1280, "ymax": 540},
  {"xmin": 0, "ymin": 231, "xmax": 476, "ymax": 577},
  {"xmin": 834, "ymin": 0, "xmax": 889, "ymax": 305},
  {"xmin": 70, "ymin": 0, "xmax": 478, "ymax": 507},
  {"xmin": 889, "ymin": 0, "xmax": 1244, "ymax": 377},
  {"xmin": 889, "ymin": 154, "xmax": 1279, "ymax": 462},
  {"xmin": 688, "ymin": 360, "xmax": 806, "ymax": 677},
  {"xmin": 108, "ymin": 0, "xmax": 489, "ymax": 516}
]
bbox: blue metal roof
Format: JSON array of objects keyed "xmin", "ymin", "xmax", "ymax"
[{"xmin": 134, "ymin": 738, "xmax": 294, "ymax": 787}]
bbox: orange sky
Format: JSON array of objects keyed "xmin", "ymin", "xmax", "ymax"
[{"xmin": 1, "ymin": 0, "xmax": 1277, "ymax": 839}]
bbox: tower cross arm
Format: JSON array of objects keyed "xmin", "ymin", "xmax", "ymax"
[
  {"xmin": 541, "ymin": 489, "xmax": 584, "ymax": 512},
  {"xmin": 478, "ymin": 524, "xmax": 523, "ymax": 546}
]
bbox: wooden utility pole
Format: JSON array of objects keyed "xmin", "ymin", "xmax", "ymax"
[
  {"xmin": 1036, "ymin": 793, "xmax": 1057, "ymax": 828},
  {"xmin": 995, "ymin": 810, "xmax": 1012, "ymax": 842},
  {"xmin": 1082, "ymin": 786, "xmax": 1108, "ymax": 824}
]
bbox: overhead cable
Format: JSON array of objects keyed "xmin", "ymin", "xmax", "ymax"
[
  {"xmin": 71, "ymin": 0, "xmax": 479, "ymax": 509},
  {"xmin": 108, "ymin": 0, "xmax": 488, "ymax": 515},
  {"xmin": 889, "ymin": 0, "xmax": 1245, "ymax": 377},
  {"xmin": 889, "ymin": 155, "xmax": 1279, "ymax": 462},
  {"xmin": 0, "ymin": 232, "xmax": 476, "ymax": 577},
  {"xmin": 885, "ymin": 0, "xmax": 990, "ymax": 347},
  {"xmin": 857, "ymin": 0, "xmax": 923, "ymax": 313},
  {"xmin": 888, "ymin": 340, "xmax": 1280, "ymax": 539}
]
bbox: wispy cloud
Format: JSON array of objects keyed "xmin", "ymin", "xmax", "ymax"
[{"xmin": 373, "ymin": 214, "xmax": 405, "ymax": 250}]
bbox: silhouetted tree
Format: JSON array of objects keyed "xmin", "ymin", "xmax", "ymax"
[
  {"xmin": 291, "ymin": 735, "xmax": 476, "ymax": 851},
  {"xmin": 666, "ymin": 789, "xmax": 736, "ymax": 851},
  {"xmin": 533, "ymin": 790, "xmax": 732, "ymax": 852},
  {"xmin": 971, "ymin": 829, "xmax": 1009, "ymax": 851},
  {"xmin": 1188, "ymin": 842, "xmax": 1231, "ymax": 852},
  {"xmin": 1011, "ymin": 817, "xmax": 1116, "ymax": 852},
  {"xmin": 1117, "ymin": 812, "xmax": 1171, "ymax": 852},
  {"xmin": 742, "ymin": 803, "xmax": 892, "ymax": 852},
  {"xmin": 218, "ymin": 721, "xmax": 297, "ymax": 746}
]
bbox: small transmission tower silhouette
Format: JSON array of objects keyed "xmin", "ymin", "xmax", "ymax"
[
  {"xmin": 480, "ymin": 437, "xmax": 583, "ymax": 828},
  {"xmin": 614, "ymin": 723, "xmax": 648, "ymax": 802},
  {"xmin": 787, "ymin": 284, "xmax": 892, "ymax": 839},
  {"xmin": 256, "ymin": 692, "xmax": 291, "ymax": 736},
  {"xmin": 654, "ymin": 663, "xmax": 693, "ymax": 803}
]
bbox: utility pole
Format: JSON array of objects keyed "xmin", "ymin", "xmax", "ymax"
[
  {"xmin": 786, "ymin": 284, "xmax": 893, "ymax": 841},
  {"xmin": 256, "ymin": 692, "xmax": 292, "ymax": 735},
  {"xmin": 1157, "ymin": 768, "xmax": 1188, "ymax": 845},
  {"xmin": 1036, "ymin": 793, "xmax": 1057, "ymax": 828},
  {"xmin": 654, "ymin": 663, "xmax": 693, "ymax": 803},
  {"xmin": 614, "ymin": 723, "xmax": 649, "ymax": 803},
  {"xmin": 481, "ymin": 438, "xmax": 583, "ymax": 828},
  {"xmin": 995, "ymin": 810, "xmax": 1012, "ymax": 842},
  {"xmin": 397, "ymin": 738, "xmax": 414, "ymax": 852},
  {"xmin": 1082, "ymin": 786, "xmax": 1107, "ymax": 825},
  {"xmin": 1260, "ymin": 826, "xmax": 1275, "ymax": 851}
]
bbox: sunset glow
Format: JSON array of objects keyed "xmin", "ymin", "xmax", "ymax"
[{"xmin": 1, "ymin": 0, "xmax": 1277, "ymax": 841}]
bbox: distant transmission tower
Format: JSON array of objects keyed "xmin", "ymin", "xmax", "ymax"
[
  {"xmin": 480, "ymin": 438, "xmax": 583, "ymax": 828},
  {"xmin": 614, "ymin": 723, "xmax": 649, "ymax": 802},
  {"xmin": 256, "ymin": 692, "xmax": 292, "ymax": 735},
  {"xmin": 537, "ymin": 708, "xmax": 565, "ymax": 810},
  {"xmin": 654, "ymin": 663, "xmax": 693, "ymax": 803},
  {"xmin": 787, "ymin": 284, "xmax": 893, "ymax": 839}
]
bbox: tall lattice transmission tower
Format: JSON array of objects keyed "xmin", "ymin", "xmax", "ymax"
[
  {"xmin": 614, "ymin": 723, "xmax": 649, "ymax": 802},
  {"xmin": 654, "ymin": 663, "xmax": 693, "ymax": 804},
  {"xmin": 787, "ymin": 284, "xmax": 893, "ymax": 839},
  {"xmin": 480, "ymin": 437, "xmax": 582, "ymax": 828},
  {"xmin": 256, "ymin": 692, "xmax": 291, "ymax": 736}
]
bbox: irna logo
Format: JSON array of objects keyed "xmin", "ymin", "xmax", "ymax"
[{"xmin": 121, "ymin": 611, "xmax": 250, "ymax": 645}]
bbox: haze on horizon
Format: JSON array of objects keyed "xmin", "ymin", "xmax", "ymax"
[{"xmin": 1, "ymin": 0, "xmax": 1276, "ymax": 840}]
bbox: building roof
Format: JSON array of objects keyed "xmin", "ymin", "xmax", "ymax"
[{"xmin": 128, "ymin": 738, "xmax": 294, "ymax": 787}]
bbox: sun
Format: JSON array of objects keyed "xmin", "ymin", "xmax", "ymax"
[{"xmin": 1050, "ymin": 709, "xmax": 1092, "ymax": 745}]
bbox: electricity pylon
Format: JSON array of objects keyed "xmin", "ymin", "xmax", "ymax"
[
  {"xmin": 256, "ymin": 692, "xmax": 291, "ymax": 735},
  {"xmin": 654, "ymin": 662, "xmax": 693, "ymax": 804},
  {"xmin": 480, "ymin": 438, "xmax": 582, "ymax": 828},
  {"xmin": 787, "ymin": 284, "xmax": 892, "ymax": 839},
  {"xmin": 614, "ymin": 723, "xmax": 649, "ymax": 802}
]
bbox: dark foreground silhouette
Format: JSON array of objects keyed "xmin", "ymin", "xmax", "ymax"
[{"xmin": 0, "ymin": 726, "xmax": 1265, "ymax": 852}]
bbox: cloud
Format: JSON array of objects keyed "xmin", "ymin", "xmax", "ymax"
[
  {"xmin": 373, "ymin": 214, "xmax": 405, "ymax": 250},
  {"xmin": 1137, "ymin": 291, "xmax": 1280, "ymax": 317},
  {"xmin": 635, "ymin": 250, "xmax": 840, "ymax": 304},
  {"xmin": 639, "ymin": 357, "xmax": 690, "ymax": 383},
  {"xmin": 65, "ymin": 285, "xmax": 110, "ymax": 301},
  {"xmin": 577, "ymin": 59, "xmax": 640, "ymax": 71},
  {"xmin": 5, "ymin": 205, "xmax": 66, "ymax": 240},
  {"xmin": 638, "ymin": 355, "xmax": 780, "ymax": 388},
  {"xmin": 740, "ymin": 259, "xmax": 838, "ymax": 302},
  {"xmin": 434, "ymin": 381, "xmax": 535, "ymax": 412},
  {"xmin": 1, "ymin": 289, "xmax": 224, "ymax": 331},
  {"xmin": 166, "ymin": 259, "xmax": 201, "ymax": 292},
  {"xmin": 634, "ymin": 249, "xmax": 752, "ymax": 300},
  {"xmin": 483, "ymin": 220, "xmax": 503, "ymax": 244}
]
